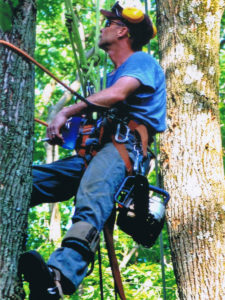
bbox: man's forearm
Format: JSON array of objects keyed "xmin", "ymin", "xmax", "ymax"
[
  {"xmin": 60, "ymin": 75, "xmax": 141, "ymax": 118},
  {"xmin": 60, "ymin": 101, "xmax": 88, "ymax": 118},
  {"xmin": 87, "ymin": 87, "xmax": 123, "ymax": 108},
  {"xmin": 60, "ymin": 87, "xmax": 121, "ymax": 119}
]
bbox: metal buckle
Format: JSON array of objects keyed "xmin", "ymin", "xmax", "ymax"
[{"xmin": 115, "ymin": 123, "xmax": 130, "ymax": 143}]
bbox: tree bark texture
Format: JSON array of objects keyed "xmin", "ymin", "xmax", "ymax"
[
  {"xmin": 156, "ymin": 0, "xmax": 225, "ymax": 299},
  {"xmin": 0, "ymin": 1, "xmax": 36, "ymax": 298}
]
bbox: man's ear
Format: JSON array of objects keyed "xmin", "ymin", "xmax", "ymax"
[{"xmin": 117, "ymin": 26, "xmax": 130, "ymax": 39}]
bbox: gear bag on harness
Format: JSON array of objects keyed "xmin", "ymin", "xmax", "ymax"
[{"xmin": 115, "ymin": 174, "xmax": 170, "ymax": 248}]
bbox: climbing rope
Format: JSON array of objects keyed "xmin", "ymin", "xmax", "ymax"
[
  {"xmin": 64, "ymin": 0, "xmax": 103, "ymax": 95},
  {"xmin": 144, "ymin": 0, "xmax": 167, "ymax": 299}
]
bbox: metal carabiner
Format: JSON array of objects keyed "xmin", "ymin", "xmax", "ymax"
[
  {"xmin": 115, "ymin": 123, "xmax": 130, "ymax": 144},
  {"xmin": 133, "ymin": 143, "xmax": 146, "ymax": 175}
]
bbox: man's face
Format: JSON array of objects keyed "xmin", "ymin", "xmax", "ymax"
[{"xmin": 98, "ymin": 19, "xmax": 125, "ymax": 50}]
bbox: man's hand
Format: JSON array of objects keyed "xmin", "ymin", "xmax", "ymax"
[
  {"xmin": 45, "ymin": 101, "xmax": 88, "ymax": 146},
  {"xmin": 46, "ymin": 111, "xmax": 68, "ymax": 145}
]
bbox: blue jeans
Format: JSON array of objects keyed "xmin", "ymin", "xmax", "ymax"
[{"xmin": 32, "ymin": 142, "xmax": 126, "ymax": 292}]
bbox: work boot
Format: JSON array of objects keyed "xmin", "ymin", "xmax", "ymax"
[{"xmin": 18, "ymin": 250, "xmax": 63, "ymax": 300}]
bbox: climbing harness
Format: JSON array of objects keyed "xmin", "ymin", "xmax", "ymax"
[{"xmin": 71, "ymin": 106, "xmax": 170, "ymax": 300}]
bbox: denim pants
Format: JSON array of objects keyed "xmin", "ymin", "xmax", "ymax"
[{"xmin": 31, "ymin": 142, "xmax": 126, "ymax": 292}]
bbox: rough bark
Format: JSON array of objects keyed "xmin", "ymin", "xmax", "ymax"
[
  {"xmin": 156, "ymin": 0, "xmax": 225, "ymax": 299},
  {"xmin": 0, "ymin": 0, "xmax": 36, "ymax": 298}
]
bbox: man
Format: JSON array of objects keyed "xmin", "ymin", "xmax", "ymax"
[{"xmin": 19, "ymin": 2, "xmax": 166, "ymax": 299}]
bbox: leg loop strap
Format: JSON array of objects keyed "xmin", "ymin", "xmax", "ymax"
[{"xmin": 62, "ymin": 221, "xmax": 100, "ymax": 255}]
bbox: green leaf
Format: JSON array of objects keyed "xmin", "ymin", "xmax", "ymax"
[
  {"xmin": 0, "ymin": 1, "xmax": 13, "ymax": 32},
  {"xmin": 12, "ymin": 0, "xmax": 19, "ymax": 8}
]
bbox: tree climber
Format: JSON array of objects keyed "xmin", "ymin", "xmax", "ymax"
[{"xmin": 19, "ymin": 2, "xmax": 167, "ymax": 299}]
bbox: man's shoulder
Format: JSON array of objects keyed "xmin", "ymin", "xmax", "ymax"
[
  {"xmin": 129, "ymin": 51, "xmax": 154, "ymax": 61},
  {"xmin": 128, "ymin": 51, "xmax": 162, "ymax": 69}
]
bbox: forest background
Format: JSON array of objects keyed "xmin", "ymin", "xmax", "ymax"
[{"xmin": 0, "ymin": 0, "xmax": 224, "ymax": 299}]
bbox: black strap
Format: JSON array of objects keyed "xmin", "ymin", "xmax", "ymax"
[{"xmin": 98, "ymin": 245, "xmax": 104, "ymax": 300}]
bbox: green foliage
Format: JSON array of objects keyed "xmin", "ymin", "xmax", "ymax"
[
  {"xmin": 0, "ymin": 1, "xmax": 13, "ymax": 31},
  {"xmin": 0, "ymin": 0, "xmax": 20, "ymax": 32}
]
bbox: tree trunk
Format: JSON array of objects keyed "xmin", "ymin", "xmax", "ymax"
[
  {"xmin": 0, "ymin": 1, "xmax": 36, "ymax": 298},
  {"xmin": 49, "ymin": 202, "xmax": 61, "ymax": 245},
  {"xmin": 156, "ymin": 0, "xmax": 225, "ymax": 299}
]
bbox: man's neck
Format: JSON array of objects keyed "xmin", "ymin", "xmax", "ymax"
[{"xmin": 107, "ymin": 45, "xmax": 135, "ymax": 69}]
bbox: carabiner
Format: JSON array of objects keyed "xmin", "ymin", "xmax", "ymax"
[{"xmin": 115, "ymin": 123, "xmax": 130, "ymax": 143}]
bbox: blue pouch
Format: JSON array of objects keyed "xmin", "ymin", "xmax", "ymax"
[{"xmin": 61, "ymin": 116, "xmax": 82, "ymax": 150}]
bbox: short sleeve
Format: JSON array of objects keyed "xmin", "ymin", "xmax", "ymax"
[{"xmin": 116, "ymin": 52, "xmax": 160, "ymax": 93}]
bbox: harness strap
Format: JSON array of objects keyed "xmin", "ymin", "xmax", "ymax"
[
  {"xmin": 104, "ymin": 211, "xmax": 126, "ymax": 300},
  {"xmin": 112, "ymin": 136, "xmax": 133, "ymax": 176},
  {"xmin": 128, "ymin": 120, "xmax": 149, "ymax": 157},
  {"xmin": 77, "ymin": 124, "xmax": 97, "ymax": 158},
  {"xmin": 53, "ymin": 269, "xmax": 64, "ymax": 299},
  {"xmin": 112, "ymin": 120, "xmax": 149, "ymax": 175}
]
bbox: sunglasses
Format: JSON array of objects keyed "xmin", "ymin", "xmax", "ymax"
[{"xmin": 104, "ymin": 19, "xmax": 125, "ymax": 28}]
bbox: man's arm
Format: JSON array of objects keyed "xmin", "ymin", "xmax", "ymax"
[{"xmin": 47, "ymin": 76, "xmax": 141, "ymax": 143}]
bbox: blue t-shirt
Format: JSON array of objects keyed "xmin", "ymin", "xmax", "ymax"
[{"xmin": 106, "ymin": 51, "xmax": 166, "ymax": 134}]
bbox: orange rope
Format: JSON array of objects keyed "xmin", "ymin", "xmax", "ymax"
[
  {"xmin": 0, "ymin": 40, "xmax": 103, "ymax": 109},
  {"xmin": 34, "ymin": 118, "xmax": 48, "ymax": 127},
  {"xmin": 0, "ymin": 40, "xmax": 106, "ymax": 126},
  {"xmin": 0, "ymin": 40, "xmax": 78, "ymax": 95}
]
